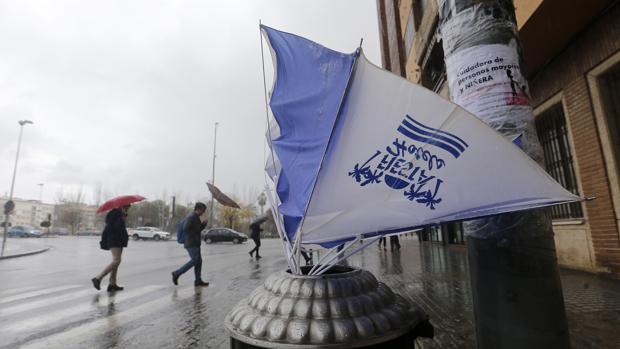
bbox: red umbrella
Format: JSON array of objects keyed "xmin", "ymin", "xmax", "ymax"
[{"xmin": 97, "ymin": 195, "xmax": 146, "ymax": 214}]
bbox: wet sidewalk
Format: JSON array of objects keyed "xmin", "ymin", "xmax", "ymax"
[
  {"xmin": 339, "ymin": 236, "xmax": 620, "ymax": 349},
  {"xmin": 0, "ymin": 237, "xmax": 50, "ymax": 259}
]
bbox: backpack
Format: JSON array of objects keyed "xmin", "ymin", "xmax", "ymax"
[{"xmin": 177, "ymin": 218, "xmax": 187, "ymax": 244}]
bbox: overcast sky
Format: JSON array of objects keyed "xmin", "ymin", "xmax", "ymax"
[{"xmin": 0, "ymin": 0, "xmax": 381, "ymax": 206}]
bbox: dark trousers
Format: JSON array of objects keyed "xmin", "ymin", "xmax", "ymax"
[
  {"xmin": 378, "ymin": 237, "xmax": 387, "ymax": 248},
  {"xmin": 390, "ymin": 236, "xmax": 401, "ymax": 250},
  {"xmin": 175, "ymin": 247, "xmax": 202, "ymax": 282},
  {"xmin": 301, "ymin": 250, "xmax": 313, "ymax": 265},
  {"xmin": 249, "ymin": 237, "xmax": 261, "ymax": 257}
]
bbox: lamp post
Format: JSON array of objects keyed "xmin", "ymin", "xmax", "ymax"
[
  {"xmin": 2, "ymin": 120, "xmax": 34, "ymax": 256},
  {"xmin": 209, "ymin": 122, "xmax": 218, "ymax": 228},
  {"xmin": 37, "ymin": 183, "xmax": 44, "ymax": 202},
  {"xmin": 257, "ymin": 192, "xmax": 266, "ymax": 216}
]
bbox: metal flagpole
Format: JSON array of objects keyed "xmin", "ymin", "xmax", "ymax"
[
  {"xmin": 313, "ymin": 236, "xmax": 381, "ymax": 276},
  {"xmin": 308, "ymin": 245, "xmax": 340, "ymax": 275},
  {"xmin": 209, "ymin": 122, "xmax": 218, "ymax": 228},
  {"xmin": 309, "ymin": 237, "xmax": 362, "ymax": 276},
  {"xmin": 2, "ymin": 120, "xmax": 34, "ymax": 256},
  {"xmin": 37, "ymin": 183, "xmax": 44, "ymax": 202}
]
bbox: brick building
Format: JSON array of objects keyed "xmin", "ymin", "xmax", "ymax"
[{"xmin": 376, "ymin": 0, "xmax": 620, "ymax": 277}]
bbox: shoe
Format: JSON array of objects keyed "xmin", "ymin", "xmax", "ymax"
[
  {"xmin": 256, "ymin": 255, "xmax": 262, "ymax": 259},
  {"xmin": 91, "ymin": 277, "xmax": 101, "ymax": 291},
  {"xmin": 249, "ymin": 251, "xmax": 253, "ymax": 257},
  {"xmin": 171, "ymin": 271, "xmax": 179, "ymax": 286},
  {"xmin": 107, "ymin": 284, "xmax": 124, "ymax": 292},
  {"xmin": 194, "ymin": 280, "xmax": 209, "ymax": 287}
]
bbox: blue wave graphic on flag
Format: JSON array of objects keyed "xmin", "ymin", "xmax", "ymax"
[{"xmin": 397, "ymin": 114, "xmax": 468, "ymax": 158}]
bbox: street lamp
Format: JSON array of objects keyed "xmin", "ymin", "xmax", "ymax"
[
  {"xmin": 37, "ymin": 183, "xmax": 44, "ymax": 202},
  {"xmin": 1, "ymin": 120, "xmax": 34, "ymax": 256},
  {"xmin": 257, "ymin": 192, "xmax": 266, "ymax": 215},
  {"xmin": 209, "ymin": 122, "xmax": 218, "ymax": 228}
]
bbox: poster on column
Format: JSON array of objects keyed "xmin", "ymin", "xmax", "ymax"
[{"xmin": 445, "ymin": 44, "xmax": 532, "ymax": 139}]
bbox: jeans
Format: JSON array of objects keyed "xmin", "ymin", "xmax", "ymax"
[{"xmin": 175, "ymin": 247, "xmax": 202, "ymax": 282}]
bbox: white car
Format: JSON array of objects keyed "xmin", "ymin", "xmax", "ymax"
[{"xmin": 129, "ymin": 227, "xmax": 170, "ymax": 241}]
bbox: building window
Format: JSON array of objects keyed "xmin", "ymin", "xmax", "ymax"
[
  {"xmin": 599, "ymin": 64, "xmax": 620, "ymax": 185},
  {"xmin": 420, "ymin": 34, "xmax": 445, "ymax": 92},
  {"xmin": 446, "ymin": 222, "xmax": 465, "ymax": 244},
  {"xmin": 535, "ymin": 104, "xmax": 583, "ymax": 219},
  {"xmin": 429, "ymin": 225, "xmax": 443, "ymax": 242}
]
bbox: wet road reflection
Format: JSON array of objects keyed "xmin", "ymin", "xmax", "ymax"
[{"xmin": 2, "ymin": 236, "xmax": 619, "ymax": 348}]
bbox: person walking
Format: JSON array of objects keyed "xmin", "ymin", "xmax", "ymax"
[
  {"xmin": 378, "ymin": 237, "xmax": 387, "ymax": 250},
  {"xmin": 248, "ymin": 220, "xmax": 263, "ymax": 259},
  {"xmin": 390, "ymin": 235, "xmax": 401, "ymax": 251},
  {"xmin": 172, "ymin": 202, "xmax": 209, "ymax": 287},
  {"xmin": 92, "ymin": 205, "xmax": 130, "ymax": 292}
]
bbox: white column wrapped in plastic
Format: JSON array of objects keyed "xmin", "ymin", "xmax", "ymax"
[{"xmin": 436, "ymin": 0, "xmax": 571, "ymax": 347}]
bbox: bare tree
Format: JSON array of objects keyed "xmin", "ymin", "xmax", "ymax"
[
  {"xmin": 92, "ymin": 183, "xmax": 103, "ymax": 206},
  {"xmin": 56, "ymin": 187, "xmax": 85, "ymax": 234},
  {"xmin": 125, "ymin": 200, "xmax": 169, "ymax": 229}
]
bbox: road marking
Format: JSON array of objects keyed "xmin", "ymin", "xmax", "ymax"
[
  {"xmin": 0, "ymin": 285, "xmax": 82, "ymax": 305},
  {"xmin": 21, "ymin": 286, "xmax": 198, "ymax": 349},
  {"xmin": 0, "ymin": 285, "xmax": 39, "ymax": 297},
  {"xmin": 0, "ymin": 285, "xmax": 166, "ymax": 334},
  {"xmin": 0, "ymin": 289, "xmax": 93, "ymax": 317}
]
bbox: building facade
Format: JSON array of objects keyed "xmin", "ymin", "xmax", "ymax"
[
  {"xmin": 1, "ymin": 197, "xmax": 101, "ymax": 232},
  {"xmin": 0, "ymin": 197, "xmax": 55, "ymax": 228},
  {"xmin": 377, "ymin": 0, "xmax": 620, "ymax": 277}
]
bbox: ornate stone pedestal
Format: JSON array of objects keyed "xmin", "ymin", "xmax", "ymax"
[{"xmin": 225, "ymin": 265, "xmax": 433, "ymax": 348}]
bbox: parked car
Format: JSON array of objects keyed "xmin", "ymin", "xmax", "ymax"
[
  {"xmin": 129, "ymin": 227, "xmax": 170, "ymax": 241},
  {"xmin": 7, "ymin": 225, "xmax": 42, "ymax": 238},
  {"xmin": 49, "ymin": 227, "xmax": 70, "ymax": 236},
  {"xmin": 76, "ymin": 230, "xmax": 99, "ymax": 236},
  {"xmin": 202, "ymin": 228, "xmax": 248, "ymax": 244}
]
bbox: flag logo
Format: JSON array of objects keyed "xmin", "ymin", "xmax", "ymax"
[
  {"xmin": 348, "ymin": 115, "xmax": 468, "ymax": 210},
  {"xmin": 397, "ymin": 114, "xmax": 468, "ymax": 158}
]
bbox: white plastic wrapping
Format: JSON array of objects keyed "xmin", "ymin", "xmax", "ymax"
[{"xmin": 437, "ymin": 0, "xmax": 551, "ymax": 237}]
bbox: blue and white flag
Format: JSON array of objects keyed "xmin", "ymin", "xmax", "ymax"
[
  {"xmin": 262, "ymin": 26, "xmax": 581, "ymax": 246},
  {"xmin": 261, "ymin": 25, "xmax": 356, "ymax": 241}
]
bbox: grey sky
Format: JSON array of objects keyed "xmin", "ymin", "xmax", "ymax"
[{"xmin": 0, "ymin": 0, "xmax": 381, "ymax": 206}]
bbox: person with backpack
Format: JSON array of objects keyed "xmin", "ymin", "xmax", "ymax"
[
  {"xmin": 171, "ymin": 202, "xmax": 209, "ymax": 287},
  {"xmin": 176, "ymin": 217, "xmax": 187, "ymax": 244}
]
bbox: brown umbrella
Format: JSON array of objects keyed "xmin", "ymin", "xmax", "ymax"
[{"xmin": 206, "ymin": 182, "xmax": 240, "ymax": 209}]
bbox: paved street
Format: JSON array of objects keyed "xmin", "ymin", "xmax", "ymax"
[
  {"xmin": 0, "ymin": 236, "xmax": 287, "ymax": 349},
  {"xmin": 1, "ymin": 236, "xmax": 619, "ymax": 348}
]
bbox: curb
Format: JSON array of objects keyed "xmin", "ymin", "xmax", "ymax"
[{"xmin": 0, "ymin": 247, "xmax": 50, "ymax": 260}]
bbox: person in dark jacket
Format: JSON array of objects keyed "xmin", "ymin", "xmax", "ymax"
[
  {"xmin": 92, "ymin": 205, "xmax": 130, "ymax": 292},
  {"xmin": 248, "ymin": 221, "xmax": 263, "ymax": 259},
  {"xmin": 172, "ymin": 202, "xmax": 209, "ymax": 287},
  {"xmin": 378, "ymin": 236, "xmax": 387, "ymax": 250},
  {"xmin": 390, "ymin": 235, "xmax": 401, "ymax": 251}
]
